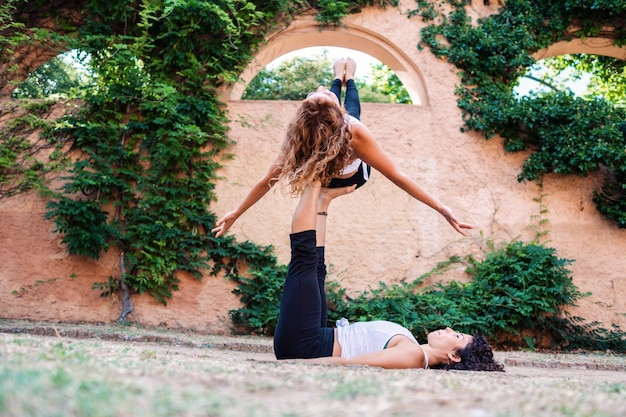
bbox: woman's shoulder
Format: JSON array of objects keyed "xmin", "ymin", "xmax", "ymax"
[
  {"xmin": 347, "ymin": 115, "xmax": 363, "ymax": 127},
  {"xmin": 388, "ymin": 337, "xmax": 426, "ymax": 368},
  {"xmin": 348, "ymin": 118, "xmax": 367, "ymax": 138},
  {"xmin": 348, "ymin": 120, "xmax": 377, "ymax": 151}
]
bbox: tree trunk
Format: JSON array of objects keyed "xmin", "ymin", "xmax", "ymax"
[{"xmin": 117, "ymin": 251, "xmax": 133, "ymax": 322}]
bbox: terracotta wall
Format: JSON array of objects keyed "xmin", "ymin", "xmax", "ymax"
[{"xmin": 1, "ymin": 1, "xmax": 624, "ymax": 333}]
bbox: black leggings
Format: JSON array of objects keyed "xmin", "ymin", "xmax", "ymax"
[
  {"xmin": 274, "ymin": 230, "xmax": 334, "ymax": 359},
  {"xmin": 330, "ymin": 78, "xmax": 361, "ymax": 121},
  {"xmin": 327, "ymin": 78, "xmax": 370, "ymax": 189},
  {"xmin": 326, "ymin": 160, "xmax": 371, "ymax": 189}
]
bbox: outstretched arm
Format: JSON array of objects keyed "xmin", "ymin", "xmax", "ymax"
[
  {"xmin": 350, "ymin": 122, "xmax": 473, "ymax": 236},
  {"xmin": 212, "ymin": 157, "xmax": 282, "ymax": 237}
]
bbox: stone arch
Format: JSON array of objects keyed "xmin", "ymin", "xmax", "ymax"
[
  {"xmin": 533, "ymin": 37, "xmax": 626, "ymax": 60},
  {"xmin": 225, "ymin": 17, "xmax": 430, "ymax": 106}
]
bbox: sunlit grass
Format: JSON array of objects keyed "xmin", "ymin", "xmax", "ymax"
[{"xmin": 1, "ymin": 327, "xmax": 625, "ymax": 417}]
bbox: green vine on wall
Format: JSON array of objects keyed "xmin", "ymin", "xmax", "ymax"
[
  {"xmin": 40, "ymin": 0, "xmax": 293, "ymax": 320},
  {"xmin": 2, "ymin": 1, "xmax": 625, "ymax": 349},
  {"xmin": 410, "ymin": 0, "xmax": 626, "ymax": 227},
  {"xmin": 0, "ymin": 100, "xmax": 72, "ymax": 198},
  {"xmin": 232, "ymin": 237, "xmax": 625, "ymax": 350},
  {"xmin": 1, "ymin": 0, "xmax": 396, "ymax": 320}
]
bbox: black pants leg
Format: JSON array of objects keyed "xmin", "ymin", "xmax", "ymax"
[
  {"xmin": 330, "ymin": 78, "xmax": 342, "ymax": 105},
  {"xmin": 344, "ymin": 79, "xmax": 361, "ymax": 120},
  {"xmin": 273, "ymin": 230, "xmax": 334, "ymax": 359},
  {"xmin": 325, "ymin": 78, "xmax": 369, "ymax": 190},
  {"xmin": 330, "ymin": 78, "xmax": 361, "ymax": 121},
  {"xmin": 316, "ymin": 246, "xmax": 328, "ymax": 327}
]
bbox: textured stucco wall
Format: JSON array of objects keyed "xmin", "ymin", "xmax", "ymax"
[{"xmin": 1, "ymin": 1, "xmax": 624, "ymax": 333}]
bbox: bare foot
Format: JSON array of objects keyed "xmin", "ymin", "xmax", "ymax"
[
  {"xmin": 333, "ymin": 58, "xmax": 346, "ymax": 81},
  {"xmin": 345, "ymin": 58, "xmax": 356, "ymax": 81}
]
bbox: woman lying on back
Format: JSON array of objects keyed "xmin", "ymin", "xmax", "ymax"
[{"xmin": 273, "ymin": 183, "xmax": 503, "ymax": 372}]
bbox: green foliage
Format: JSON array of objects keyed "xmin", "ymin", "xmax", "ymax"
[
  {"xmin": 534, "ymin": 54, "xmax": 626, "ymax": 106},
  {"xmin": 411, "ymin": 0, "xmax": 626, "ymax": 227},
  {"xmin": 0, "ymin": 0, "xmax": 68, "ymax": 89},
  {"xmin": 314, "ymin": 1, "xmax": 399, "ymax": 25},
  {"xmin": 364, "ymin": 63, "xmax": 411, "ymax": 104},
  {"xmin": 0, "ymin": 100, "xmax": 72, "ymax": 198},
  {"xmin": 44, "ymin": 55, "xmax": 220, "ymax": 302},
  {"xmin": 580, "ymin": 56, "xmax": 626, "ymax": 105},
  {"xmin": 231, "ymin": 238, "xmax": 625, "ymax": 350},
  {"xmin": 243, "ymin": 55, "xmax": 336, "ymax": 100},
  {"xmin": 41, "ymin": 0, "xmax": 297, "ymax": 308},
  {"xmin": 243, "ymin": 54, "xmax": 411, "ymax": 103},
  {"xmin": 0, "ymin": 0, "xmax": 27, "ymax": 80},
  {"xmin": 328, "ymin": 241, "xmax": 583, "ymax": 343},
  {"xmin": 45, "ymin": 198, "xmax": 116, "ymax": 259},
  {"xmin": 594, "ymin": 128, "xmax": 626, "ymax": 228},
  {"xmin": 0, "ymin": 1, "xmax": 78, "ymax": 196},
  {"xmin": 12, "ymin": 53, "xmax": 91, "ymax": 99},
  {"xmin": 230, "ymin": 263, "xmax": 287, "ymax": 335},
  {"xmin": 465, "ymin": 91, "xmax": 626, "ymax": 182},
  {"xmin": 463, "ymin": 242, "xmax": 580, "ymax": 332}
]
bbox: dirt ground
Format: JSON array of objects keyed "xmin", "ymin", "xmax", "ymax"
[{"xmin": 1, "ymin": 319, "xmax": 625, "ymax": 417}]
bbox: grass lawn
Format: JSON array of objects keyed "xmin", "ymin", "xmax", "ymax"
[{"xmin": 1, "ymin": 320, "xmax": 625, "ymax": 417}]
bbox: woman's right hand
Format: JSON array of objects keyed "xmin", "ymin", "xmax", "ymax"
[
  {"xmin": 439, "ymin": 205, "xmax": 474, "ymax": 236},
  {"xmin": 211, "ymin": 211, "xmax": 239, "ymax": 238}
]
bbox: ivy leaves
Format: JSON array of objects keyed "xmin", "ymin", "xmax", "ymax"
[
  {"xmin": 233, "ymin": 238, "xmax": 625, "ymax": 350},
  {"xmin": 41, "ymin": 0, "xmax": 294, "ymax": 312},
  {"xmin": 413, "ymin": 0, "xmax": 626, "ymax": 227}
]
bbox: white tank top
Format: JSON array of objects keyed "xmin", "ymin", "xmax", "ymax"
[
  {"xmin": 339, "ymin": 116, "xmax": 366, "ymax": 176},
  {"xmin": 336, "ymin": 318, "xmax": 427, "ymax": 367},
  {"xmin": 339, "ymin": 158, "xmax": 362, "ymax": 175}
]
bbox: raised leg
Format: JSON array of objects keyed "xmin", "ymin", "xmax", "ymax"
[
  {"xmin": 274, "ymin": 183, "xmax": 334, "ymax": 359},
  {"xmin": 343, "ymin": 58, "xmax": 361, "ymax": 120},
  {"xmin": 315, "ymin": 185, "xmax": 356, "ymax": 327},
  {"xmin": 330, "ymin": 58, "xmax": 345, "ymax": 104}
]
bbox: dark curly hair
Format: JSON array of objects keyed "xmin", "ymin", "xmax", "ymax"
[{"xmin": 442, "ymin": 335, "xmax": 505, "ymax": 372}]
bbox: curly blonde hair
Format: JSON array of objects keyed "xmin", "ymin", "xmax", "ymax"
[{"xmin": 278, "ymin": 95, "xmax": 353, "ymax": 195}]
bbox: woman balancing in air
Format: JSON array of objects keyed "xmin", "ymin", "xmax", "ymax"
[
  {"xmin": 274, "ymin": 183, "xmax": 504, "ymax": 371},
  {"xmin": 212, "ymin": 58, "xmax": 472, "ymax": 238}
]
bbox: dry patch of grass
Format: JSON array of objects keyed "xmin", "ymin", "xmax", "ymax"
[{"xmin": 1, "ymin": 320, "xmax": 625, "ymax": 417}]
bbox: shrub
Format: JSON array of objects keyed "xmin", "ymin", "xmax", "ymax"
[{"xmin": 231, "ymin": 239, "xmax": 626, "ymax": 351}]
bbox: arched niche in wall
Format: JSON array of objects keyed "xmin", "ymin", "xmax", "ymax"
[
  {"xmin": 224, "ymin": 18, "xmax": 430, "ymax": 106},
  {"xmin": 533, "ymin": 37, "xmax": 626, "ymax": 60}
]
